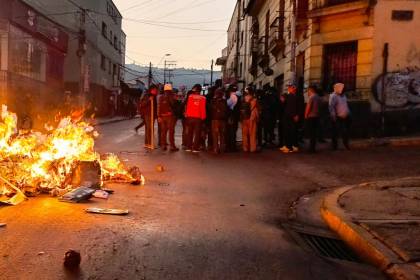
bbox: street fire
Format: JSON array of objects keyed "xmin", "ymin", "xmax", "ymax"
[{"xmin": 0, "ymin": 105, "xmax": 143, "ymax": 205}]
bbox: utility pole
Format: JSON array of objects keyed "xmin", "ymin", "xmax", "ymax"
[
  {"xmin": 164, "ymin": 61, "xmax": 177, "ymax": 84},
  {"xmin": 148, "ymin": 62, "xmax": 152, "ymax": 88},
  {"xmin": 381, "ymin": 43, "xmax": 389, "ymax": 136},
  {"xmin": 163, "ymin": 60, "xmax": 167, "ymax": 84},
  {"xmin": 77, "ymin": 8, "xmax": 87, "ymax": 106},
  {"xmin": 210, "ymin": 59, "xmax": 214, "ymax": 86}
]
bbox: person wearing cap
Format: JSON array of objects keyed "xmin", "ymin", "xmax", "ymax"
[
  {"xmin": 184, "ymin": 84, "xmax": 206, "ymax": 153},
  {"xmin": 305, "ymin": 85, "xmax": 321, "ymax": 153},
  {"xmin": 279, "ymin": 84, "xmax": 303, "ymax": 153},
  {"xmin": 157, "ymin": 84, "xmax": 178, "ymax": 151},
  {"xmin": 329, "ymin": 83, "xmax": 351, "ymax": 150},
  {"xmin": 241, "ymin": 87, "xmax": 259, "ymax": 152}
]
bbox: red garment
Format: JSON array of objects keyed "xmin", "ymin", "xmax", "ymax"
[{"xmin": 185, "ymin": 93, "xmax": 206, "ymax": 120}]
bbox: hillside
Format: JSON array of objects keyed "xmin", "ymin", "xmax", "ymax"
[{"xmin": 125, "ymin": 64, "xmax": 221, "ymax": 89}]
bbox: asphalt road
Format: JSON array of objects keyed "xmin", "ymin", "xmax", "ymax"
[{"xmin": 2, "ymin": 119, "xmax": 420, "ymax": 280}]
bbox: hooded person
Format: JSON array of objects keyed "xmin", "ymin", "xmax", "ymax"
[
  {"xmin": 139, "ymin": 84, "xmax": 158, "ymax": 149},
  {"xmin": 184, "ymin": 84, "xmax": 206, "ymax": 153},
  {"xmin": 210, "ymin": 88, "xmax": 228, "ymax": 154},
  {"xmin": 329, "ymin": 83, "xmax": 351, "ymax": 150},
  {"xmin": 157, "ymin": 83, "xmax": 178, "ymax": 151},
  {"xmin": 241, "ymin": 87, "xmax": 259, "ymax": 152}
]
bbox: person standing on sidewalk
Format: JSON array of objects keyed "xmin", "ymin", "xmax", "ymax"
[
  {"xmin": 157, "ymin": 84, "xmax": 179, "ymax": 152},
  {"xmin": 139, "ymin": 85, "xmax": 158, "ymax": 149},
  {"xmin": 329, "ymin": 83, "xmax": 351, "ymax": 150},
  {"xmin": 184, "ymin": 84, "xmax": 207, "ymax": 153},
  {"xmin": 279, "ymin": 84, "xmax": 302, "ymax": 153},
  {"xmin": 226, "ymin": 85, "xmax": 240, "ymax": 152},
  {"xmin": 304, "ymin": 85, "xmax": 321, "ymax": 153},
  {"xmin": 241, "ymin": 87, "xmax": 259, "ymax": 153},
  {"xmin": 210, "ymin": 88, "xmax": 228, "ymax": 154}
]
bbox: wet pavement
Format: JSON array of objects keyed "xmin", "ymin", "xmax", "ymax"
[{"xmin": 2, "ymin": 119, "xmax": 420, "ymax": 279}]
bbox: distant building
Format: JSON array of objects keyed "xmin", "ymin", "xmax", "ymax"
[
  {"xmin": 22, "ymin": 0, "xmax": 126, "ymax": 116},
  {"xmin": 219, "ymin": 0, "xmax": 420, "ymax": 136},
  {"xmin": 0, "ymin": 0, "xmax": 69, "ymax": 121}
]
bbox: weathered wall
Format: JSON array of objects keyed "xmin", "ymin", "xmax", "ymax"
[
  {"xmin": 371, "ymin": 0, "xmax": 420, "ymax": 112},
  {"xmin": 309, "ymin": 8, "xmax": 373, "ymax": 99}
]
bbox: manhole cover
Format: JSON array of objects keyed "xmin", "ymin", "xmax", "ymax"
[
  {"xmin": 298, "ymin": 232, "xmax": 361, "ymax": 262},
  {"xmin": 283, "ymin": 223, "xmax": 362, "ymax": 263}
]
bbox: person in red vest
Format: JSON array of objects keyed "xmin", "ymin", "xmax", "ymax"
[{"xmin": 184, "ymin": 84, "xmax": 206, "ymax": 153}]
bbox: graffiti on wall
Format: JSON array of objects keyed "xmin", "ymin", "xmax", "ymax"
[{"xmin": 373, "ymin": 67, "xmax": 420, "ymax": 110}]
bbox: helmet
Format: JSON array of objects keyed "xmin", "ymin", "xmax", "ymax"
[
  {"xmin": 164, "ymin": 84, "xmax": 173, "ymax": 92},
  {"xmin": 192, "ymin": 84, "xmax": 202, "ymax": 92}
]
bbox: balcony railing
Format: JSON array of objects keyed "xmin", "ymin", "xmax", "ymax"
[
  {"xmin": 309, "ymin": 0, "xmax": 370, "ymax": 17},
  {"xmin": 311, "ymin": 0, "xmax": 362, "ymax": 9}
]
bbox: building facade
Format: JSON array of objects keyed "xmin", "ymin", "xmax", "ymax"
[
  {"xmin": 218, "ymin": 0, "xmax": 420, "ymax": 135},
  {"xmin": 0, "ymin": 0, "xmax": 68, "ymax": 125},
  {"xmin": 23, "ymin": 0, "xmax": 126, "ymax": 116}
]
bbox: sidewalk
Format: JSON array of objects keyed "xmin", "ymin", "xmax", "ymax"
[{"xmin": 321, "ymin": 177, "xmax": 420, "ymax": 280}]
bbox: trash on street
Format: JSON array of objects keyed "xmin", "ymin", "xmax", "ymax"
[
  {"xmin": 60, "ymin": 187, "xmax": 95, "ymax": 203},
  {"xmin": 85, "ymin": 207, "xmax": 129, "ymax": 215}
]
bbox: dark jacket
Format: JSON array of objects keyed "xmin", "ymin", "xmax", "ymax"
[
  {"xmin": 139, "ymin": 93, "xmax": 157, "ymax": 119},
  {"xmin": 284, "ymin": 93, "xmax": 303, "ymax": 118},
  {"xmin": 211, "ymin": 97, "xmax": 228, "ymax": 121}
]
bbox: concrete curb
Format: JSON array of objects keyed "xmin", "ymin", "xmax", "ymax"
[
  {"xmin": 351, "ymin": 136, "xmax": 420, "ymax": 149},
  {"xmin": 321, "ymin": 184, "xmax": 420, "ymax": 280}
]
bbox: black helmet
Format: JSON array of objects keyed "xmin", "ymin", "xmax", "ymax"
[{"xmin": 192, "ymin": 84, "xmax": 202, "ymax": 92}]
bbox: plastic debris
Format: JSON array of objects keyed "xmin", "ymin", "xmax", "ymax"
[
  {"xmin": 92, "ymin": 190, "xmax": 109, "ymax": 199},
  {"xmin": 85, "ymin": 207, "xmax": 129, "ymax": 215},
  {"xmin": 155, "ymin": 164, "xmax": 165, "ymax": 172},
  {"xmin": 59, "ymin": 187, "xmax": 95, "ymax": 203}
]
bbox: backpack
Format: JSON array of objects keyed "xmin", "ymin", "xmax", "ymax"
[
  {"xmin": 211, "ymin": 98, "xmax": 227, "ymax": 120},
  {"xmin": 158, "ymin": 94, "xmax": 172, "ymax": 115},
  {"xmin": 240, "ymin": 101, "xmax": 251, "ymax": 120}
]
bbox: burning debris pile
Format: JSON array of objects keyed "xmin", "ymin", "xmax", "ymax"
[{"xmin": 0, "ymin": 105, "xmax": 144, "ymax": 205}]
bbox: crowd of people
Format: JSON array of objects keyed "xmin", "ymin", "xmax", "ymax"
[{"xmin": 134, "ymin": 82, "xmax": 352, "ymax": 154}]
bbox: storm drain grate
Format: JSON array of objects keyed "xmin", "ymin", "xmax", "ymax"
[{"xmin": 298, "ymin": 232, "xmax": 361, "ymax": 263}]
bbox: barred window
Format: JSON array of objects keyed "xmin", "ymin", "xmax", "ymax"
[{"xmin": 323, "ymin": 41, "xmax": 357, "ymax": 93}]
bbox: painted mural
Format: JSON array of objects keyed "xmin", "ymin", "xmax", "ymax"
[{"xmin": 373, "ymin": 67, "xmax": 420, "ymax": 111}]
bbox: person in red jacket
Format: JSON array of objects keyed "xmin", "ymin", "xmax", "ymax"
[{"xmin": 184, "ymin": 84, "xmax": 206, "ymax": 153}]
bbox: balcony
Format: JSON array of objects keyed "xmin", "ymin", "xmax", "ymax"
[
  {"xmin": 269, "ymin": 17, "xmax": 285, "ymax": 57},
  {"xmin": 308, "ymin": 0, "xmax": 370, "ymax": 18}
]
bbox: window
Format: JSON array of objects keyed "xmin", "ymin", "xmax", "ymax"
[
  {"xmin": 108, "ymin": 60, "xmax": 112, "ymax": 75},
  {"xmin": 323, "ymin": 41, "xmax": 358, "ymax": 92},
  {"xmin": 113, "ymin": 36, "xmax": 118, "ymax": 49},
  {"xmin": 112, "ymin": 64, "xmax": 116, "ymax": 77},
  {"xmin": 102, "ymin": 22, "xmax": 107, "ymax": 38},
  {"xmin": 240, "ymin": 31, "xmax": 244, "ymax": 46},
  {"xmin": 109, "ymin": 30, "xmax": 113, "ymax": 43},
  {"xmin": 9, "ymin": 26, "xmax": 45, "ymax": 81},
  {"xmin": 101, "ymin": 54, "xmax": 106, "ymax": 71}
]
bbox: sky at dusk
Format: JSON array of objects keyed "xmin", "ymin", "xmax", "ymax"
[{"xmin": 113, "ymin": 0, "xmax": 236, "ymax": 70}]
